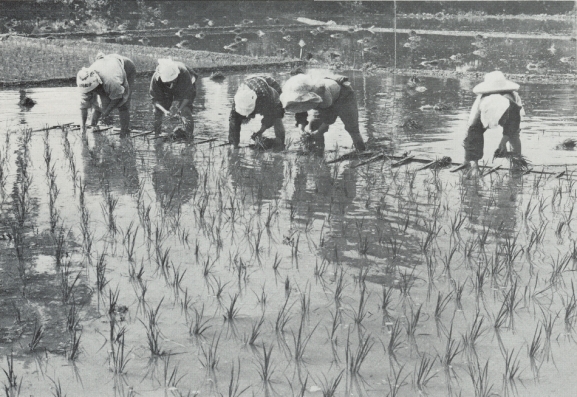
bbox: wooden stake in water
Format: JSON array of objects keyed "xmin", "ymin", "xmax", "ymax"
[{"xmin": 298, "ymin": 39, "xmax": 306, "ymax": 59}]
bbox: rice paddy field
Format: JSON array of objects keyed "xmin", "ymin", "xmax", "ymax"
[{"xmin": 1, "ymin": 2, "xmax": 577, "ymax": 397}]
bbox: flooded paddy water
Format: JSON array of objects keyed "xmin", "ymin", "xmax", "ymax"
[{"xmin": 1, "ymin": 2, "xmax": 577, "ymax": 397}]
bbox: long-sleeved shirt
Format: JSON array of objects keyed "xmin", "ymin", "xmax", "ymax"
[
  {"xmin": 149, "ymin": 62, "xmax": 197, "ymax": 105},
  {"xmin": 229, "ymin": 76, "xmax": 284, "ymax": 136},
  {"xmin": 80, "ymin": 54, "xmax": 133, "ymax": 109}
]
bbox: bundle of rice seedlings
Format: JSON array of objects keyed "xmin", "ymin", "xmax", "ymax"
[
  {"xmin": 300, "ymin": 132, "xmax": 324, "ymax": 153},
  {"xmin": 556, "ymin": 138, "xmax": 577, "ymax": 150},
  {"xmin": 430, "ymin": 156, "xmax": 452, "ymax": 169},
  {"xmin": 493, "ymin": 149, "xmax": 530, "ymax": 170},
  {"xmin": 250, "ymin": 136, "xmax": 282, "ymax": 151},
  {"xmin": 399, "ymin": 119, "xmax": 422, "ymax": 130}
]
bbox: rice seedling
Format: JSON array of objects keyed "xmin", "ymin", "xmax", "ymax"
[
  {"xmin": 223, "ymin": 293, "xmax": 241, "ymax": 321},
  {"xmin": 386, "ymin": 365, "xmax": 409, "ymax": 397},
  {"xmin": 275, "ymin": 295, "xmax": 294, "ymax": 334},
  {"xmin": 502, "ymin": 348, "xmax": 522, "ymax": 388},
  {"xmin": 246, "ymin": 313, "xmax": 265, "ymax": 346},
  {"xmin": 405, "ymin": 304, "xmax": 422, "ymax": 345},
  {"xmin": 290, "ymin": 315, "xmax": 318, "ymax": 363},
  {"xmin": 101, "ymin": 185, "xmax": 119, "ymax": 235},
  {"xmin": 255, "ymin": 343, "xmax": 276, "ymax": 385},
  {"xmin": 434, "ymin": 291, "xmax": 452, "ymax": 334},
  {"xmin": 2, "ymin": 352, "xmax": 21, "ymax": 395},
  {"xmin": 540, "ymin": 309, "xmax": 558, "ymax": 361},
  {"xmin": 467, "ymin": 357, "xmax": 495, "ymax": 397},
  {"xmin": 170, "ymin": 264, "xmax": 187, "ymax": 293},
  {"xmin": 190, "ymin": 304, "xmax": 212, "ymax": 338},
  {"xmin": 351, "ymin": 283, "xmax": 369, "ymax": 326},
  {"xmin": 272, "ymin": 252, "xmax": 282, "ymax": 274},
  {"xmin": 333, "ymin": 268, "xmax": 346, "ymax": 308},
  {"xmin": 345, "ymin": 329, "xmax": 374, "ymax": 375},
  {"xmin": 318, "ymin": 370, "xmax": 343, "ymax": 397},
  {"xmin": 439, "ymin": 323, "xmax": 462, "ymax": 378},
  {"xmin": 53, "ymin": 227, "xmax": 67, "ymax": 267},
  {"xmin": 528, "ymin": 325, "xmax": 543, "ymax": 377},
  {"xmin": 549, "ymin": 251, "xmax": 572, "ymax": 286},
  {"xmin": 413, "ymin": 355, "xmax": 437, "ymax": 393},
  {"xmin": 161, "ymin": 355, "xmax": 185, "ymax": 390},
  {"xmin": 210, "ymin": 277, "xmax": 228, "ymax": 301},
  {"xmin": 462, "ymin": 310, "xmax": 486, "ymax": 359},
  {"xmin": 226, "ymin": 359, "xmax": 250, "ymax": 397},
  {"xmin": 48, "ymin": 377, "xmax": 65, "ymax": 397},
  {"xmin": 122, "ymin": 223, "xmax": 139, "ymax": 262},
  {"xmin": 28, "ymin": 320, "xmax": 44, "ymax": 352},
  {"xmin": 67, "ymin": 330, "xmax": 81, "ymax": 361},
  {"xmin": 141, "ymin": 299, "xmax": 164, "ymax": 356},
  {"xmin": 109, "ymin": 327, "xmax": 130, "ymax": 374},
  {"xmin": 95, "ymin": 250, "xmax": 108, "ymax": 293},
  {"xmin": 59, "ymin": 259, "xmax": 81, "ymax": 304},
  {"xmin": 563, "ymin": 283, "xmax": 577, "ymax": 333},
  {"xmin": 384, "ymin": 318, "xmax": 404, "ymax": 365},
  {"xmin": 67, "ymin": 299, "xmax": 81, "ymax": 332},
  {"xmin": 128, "ymin": 260, "xmax": 145, "ymax": 283}
]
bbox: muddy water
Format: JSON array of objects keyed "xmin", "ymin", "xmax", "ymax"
[{"xmin": 1, "ymin": 68, "xmax": 577, "ymax": 396}]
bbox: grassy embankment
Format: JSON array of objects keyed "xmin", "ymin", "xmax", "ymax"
[{"xmin": 0, "ymin": 35, "xmax": 303, "ymax": 86}]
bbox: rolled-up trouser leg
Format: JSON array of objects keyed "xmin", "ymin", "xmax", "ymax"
[
  {"xmin": 463, "ymin": 122, "xmax": 486, "ymax": 163},
  {"xmin": 273, "ymin": 118, "xmax": 285, "ymax": 144}
]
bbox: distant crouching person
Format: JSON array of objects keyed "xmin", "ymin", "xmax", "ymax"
[
  {"xmin": 464, "ymin": 70, "xmax": 524, "ymax": 174},
  {"xmin": 77, "ymin": 53, "xmax": 136, "ymax": 136},
  {"xmin": 280, "ymin": 73, "xmax": 366, "ymax": 151},
  {"xmin": 229, "ymin": 75, "xmax": 285, "ymax": 148},
  {"xmin": 150, "ymin": 58, "xmax": 197, "ymax": 136}
]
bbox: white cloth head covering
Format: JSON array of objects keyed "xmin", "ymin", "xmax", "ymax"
[
  {"xmin": 473, "ymin": 70, "xmax": 519, "ymax": 94},
  {"xmin": 279, "ymin": 74, "xmax": 323, "ymax": 108},
  {"xmin": 76, "ymin": 67, "xmax": 102, "ymax": 93},
  {"xmin": 234, "ymin": 84, "xmax": 257, "ymax": 116},
  {"xmin": 157, "ymin": 59, "xmax": 179, "ymax": 83}
]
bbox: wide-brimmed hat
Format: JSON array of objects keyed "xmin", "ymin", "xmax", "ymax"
[
  {"xmin": 473, "ymin": 71, "xmax": 519, "ymax": 94},
  {"xmin": 157, "ymin": 59, "xmax": 179, "ymax": 83},
  {"xmin": 76, "ymin": 67, "xmax": 102, "ymax": 93},
  {"xmin": 234, "ymin": 84, "xmax": 257, "ymax": 116},
  {"xmin": 280, "ymin": 74, "xmax": 323, "ymax": 108}
]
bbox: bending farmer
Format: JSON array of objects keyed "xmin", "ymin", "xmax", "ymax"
[
  {"xmin": 464, "ymin": 71, "xmax": 524, "ymax": 173},
  {"xmin": 280, "ymin": 73, "xmax": 366, "ymax": 152},
  {"xmin": 77, "ymin": 53, "xmax": 136, "ymax": 136},
  {"xmin": 229, "ymin": 76, "xmax": 285, "ymax": 148},
  {"xmin": 150, "ymin": 59, "xmax": 197, "ymax": 136}
]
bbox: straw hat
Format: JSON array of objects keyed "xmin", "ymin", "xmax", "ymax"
[
  {"xmin": 473, "ymin": 71, "xmax": 519, "ymax": 94},
  {"xmin": 157, "ymin": 59, "xmax": 179, "ymax": 83},
  {"xmin": 76, "ymin": 67, "xmax": 102, "ymax": 93},
  {"xmin": 279, "ymin": 74, "xmax": 323, "ymax": 108},
  {"xmin": 234, "ymin": 84, "xmax": 257, "ymax": 116}
]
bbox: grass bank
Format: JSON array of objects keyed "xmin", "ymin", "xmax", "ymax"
[{"xmin": 0, "ymin": 36, "xmax": 304, "ymax": 86}]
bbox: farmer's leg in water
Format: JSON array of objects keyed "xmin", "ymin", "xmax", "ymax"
[
  {"xmin": 228, "ymin": 109, "xmax": 244, "ymax": 148},
  {"xmin": 463, "ymin": 116, "xmax": 486, "ymax": 171},
  {"xmin": 334, "ymin": 87, "xmax": 366, "ymax": 151},
  {"xmin": 273, "ymin": 118, "xmax": 285, "ymax": 145}
]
